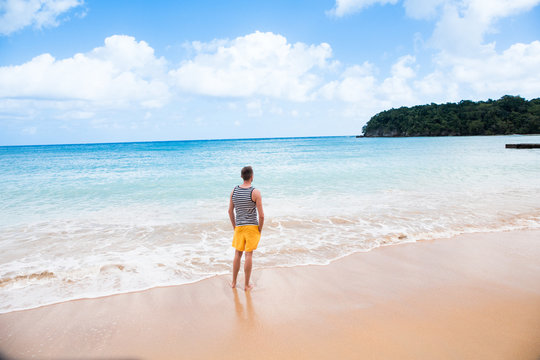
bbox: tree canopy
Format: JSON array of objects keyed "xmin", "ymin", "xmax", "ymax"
[{"xmin": 362, "ymin": 95, "xmax": 540, "ymax": 137}]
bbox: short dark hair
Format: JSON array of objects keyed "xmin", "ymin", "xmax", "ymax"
[{"xmin": 241, "ymin": 166, "xmax": 253, "ymax": 181}]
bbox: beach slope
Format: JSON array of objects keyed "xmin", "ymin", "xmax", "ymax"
[{"xmin": 1, "ymin": 230, "xmax": 539, "ymax": 359}]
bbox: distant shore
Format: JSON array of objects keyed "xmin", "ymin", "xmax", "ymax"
[
  {"xmin": 356, "ymin": 133, "xmax": 540, "ymax": 138},
  {"xmin": 1, "ymin": 229, "xmax": 539, "ymax": 359},
  {"xmin": 361, "ymin": 96, "xmax": 540, "ymax": 137}
]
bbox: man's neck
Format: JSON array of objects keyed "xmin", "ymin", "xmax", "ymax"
[{"xmin": 241, "ymin": 181, "xmax": 252, "ymax": 187}]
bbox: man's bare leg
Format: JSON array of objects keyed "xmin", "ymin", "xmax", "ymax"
[
  {"xmin": 244, "ymin": 251, "xmax": 253, "ymax": 291},
  {"xmin": 231, "ymin": 250, "xmax": 243, "ymax": 288}
]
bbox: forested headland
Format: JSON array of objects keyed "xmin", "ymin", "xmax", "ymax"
[{"xmin": 361, "ymin": 95, "xmax": 540, "ymax": 137}]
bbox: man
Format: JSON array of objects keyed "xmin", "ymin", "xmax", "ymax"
[{"xmin": 228, "ymin": 166, "xmax": 264, "ymax": 291}]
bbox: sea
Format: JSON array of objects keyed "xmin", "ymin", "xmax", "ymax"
[{"xmin": 1, "ymin": 135, "xmax": 539, "ymax": 313}]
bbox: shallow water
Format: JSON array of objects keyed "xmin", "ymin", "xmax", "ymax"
[{"xmin": 1, "ymin": 135, "xmax": 539, "ymax": 312}]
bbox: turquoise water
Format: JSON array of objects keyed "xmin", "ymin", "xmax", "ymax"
[{"xmin": 1, "ymin": 135, "xmax": 539, "ymax": 312}]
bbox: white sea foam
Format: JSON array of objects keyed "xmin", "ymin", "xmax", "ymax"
[{"xmin": 1, "ymin": 199, "xmax": 538, "ymax": 313}]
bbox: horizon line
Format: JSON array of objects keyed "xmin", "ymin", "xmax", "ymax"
[{"xmin": 0, "ymin": 134, "xmax": 357, "ymax": 148}]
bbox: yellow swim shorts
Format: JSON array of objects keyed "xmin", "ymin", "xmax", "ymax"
[{"xmin": 232, "ymin": 225, "xmax": 261, "ymax": 252}]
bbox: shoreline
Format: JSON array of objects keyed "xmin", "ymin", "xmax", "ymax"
[
  {"xmin": 1, "ymin": 229, "xmax": 540, "ymax": 359},
  {"xmin": 2, "ymin": 226, "xmax": 538, "ymax": 315}
]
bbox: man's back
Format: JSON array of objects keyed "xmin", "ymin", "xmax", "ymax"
[{"xmin": 232, "ymin": 185, "xmax": 258, "ymax": 226}]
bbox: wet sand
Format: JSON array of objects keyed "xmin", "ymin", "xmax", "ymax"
[{"xmin": 1, "ymin": 230, "xmax": 539, "ymax": 359}]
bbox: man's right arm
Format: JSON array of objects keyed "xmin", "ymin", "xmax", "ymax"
[
  {"xmin": 253, "ymin": 189, "xmax": 264, "ymax": 233},
  {"xmin": 228, "ymin": 190, "xmax": 236, "ymax": 229}
]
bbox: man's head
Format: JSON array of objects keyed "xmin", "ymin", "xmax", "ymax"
[{"xmin": 241, "ymin": 166, "xmax": 253, "ymax": 181}]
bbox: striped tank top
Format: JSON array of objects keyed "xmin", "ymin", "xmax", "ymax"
[{"xmin": 232, "ymin": 186, "xmax": 258, "ymax": 226}]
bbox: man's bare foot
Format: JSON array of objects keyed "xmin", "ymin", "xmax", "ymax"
[
  {"xmin": 244, "ymin": 283, "xmax": 254, "ymax": 291},
  {"xmin": 231, "ymin": 281, "xmax": 236, "ymax": 288}
]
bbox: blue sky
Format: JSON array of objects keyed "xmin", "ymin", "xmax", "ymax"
[{"xmin": 1, "ymin": 0, "xmax": 539, "ymax": 145}]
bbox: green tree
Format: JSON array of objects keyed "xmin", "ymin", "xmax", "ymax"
[{"xmin": 362, "ymin": 95, "xmax": 540, "ymax": 137}]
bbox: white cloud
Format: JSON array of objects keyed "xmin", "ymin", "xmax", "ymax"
[
  {"xmin": 320, "ymin": 38, "xmax": 540, "ymax": 116},
  {"xmin": 412, "ymin": 70, "xmax": 459, "ymax": 102},
  {"xmin": 2, "ymin": 21, "xmax": 539, "ymax": 143},
  {"xmin": 319, "ymin": 56, "xmax": 418, "ymax": 110},
  {"xmin": 170, "ymin": 31, "xmax": 334, "ymax": 101},
  {"xmin": 0, "ymin": 35, "xmax": 170, "ymax": 108},
  {"xmin": 55, "ymin": 110, "xmax": 94, "ymax": 119},
  {"xmin": 331, "ymin": 0, "xmax": 540, "ymax": 21},
  {"xmin": 324, "ymin": 0, "xmax": 540, "ymax": 113},
  {"xmin": 329, "ymin": 0, "xmax": 540, "ymax": 54},
  {"xmin": 21, "ymin": 125, "xmax": 37, "ymax": 134},
  {"xmin": 328, "ymin": 0, "xmax": 398, "ymax": 17},
  {"xmin": 0, "ymin": 0, "xmax": 84, "ymax": 35},
  {"xmin": 429, "ymin": 0, "xmax": 540, "ymax": 55},
  {"xmin": 269, "ymin": 105, "xmax": 284, "ymax": 115},
  {"xmin": 438, "ymin": 41, "xmax": 540, "ymax": 99},
  {"xmin": 319, "ymin": 62, "xmax": 377, "ymax": 103},
  {"xmin": 246, "ymin": 100, "xmax": 263, "ymax": 117},
  {"xmin": 379, "ymin": 55, "xmax": 417, "ymax": 104},
  {"xmin": 402, "ymin": 0, "xmax": 447, "ymax": 19},
  {"xmin": 406, "ymin": 0, "xmax": 540, "ymax": 101}
]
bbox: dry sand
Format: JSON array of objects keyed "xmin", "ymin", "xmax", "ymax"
[{"xmin": 1, "ymin": 230, "xmax": 539, "ymax": 359}]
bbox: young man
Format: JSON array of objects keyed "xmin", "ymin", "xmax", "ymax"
[{"xmin": 228, "ymin": 166, "xmax": 264, "ymax": 291}]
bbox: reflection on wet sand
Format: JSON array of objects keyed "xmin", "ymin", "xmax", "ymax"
[{"xmin": 233, "ymin": 288, "xmax": 256, "ymax": 328}]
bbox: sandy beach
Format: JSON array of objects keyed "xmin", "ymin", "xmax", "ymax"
[{"xmin": 1, "ymin": 229, "xmax": 539, "ymax": 359}]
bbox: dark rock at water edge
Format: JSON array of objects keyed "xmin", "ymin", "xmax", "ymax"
[{"xmin": 505, "ymin": 143, "xmax": 540, "ymax": 149}]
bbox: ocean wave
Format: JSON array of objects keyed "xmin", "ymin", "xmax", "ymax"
[{"xmin": 0, "ymin": 209, "xmax": 539, "ymax": 314}]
